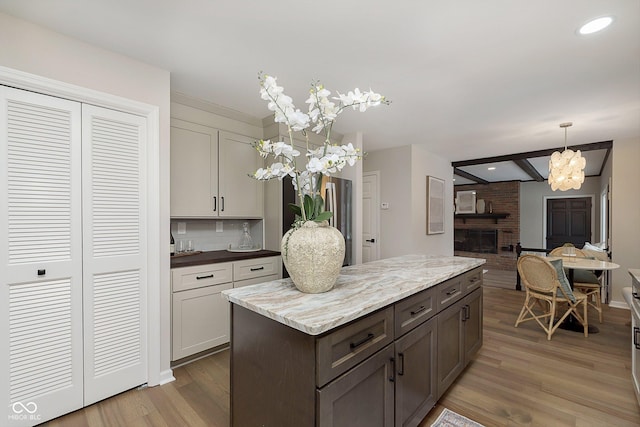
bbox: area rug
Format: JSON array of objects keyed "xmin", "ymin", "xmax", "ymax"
[{"xmin": 431, "ymin": 408, "xmax": 485, "ymax": 427}]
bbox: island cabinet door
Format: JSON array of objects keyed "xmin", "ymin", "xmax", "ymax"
[
  {"xmin": 317, "ymin": 344, "xmax": 394, "ymax": 427},
  {"xmin": 436, "ymin": 299, "xmax": 465, "ymax": 399},
  {"xmin": 395, "ymin": 317, "xmax": 437, "ymax": 427},
  {"xmin": 463, "ymin": 288, "xmax": 483, "ymax": 363}
]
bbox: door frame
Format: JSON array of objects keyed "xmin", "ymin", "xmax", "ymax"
[
  {"xmin": 541, "ymin": 194, "xmax": 595, "ymax": 248},
  {"xmin": 0, "ymin": 66, "xmax": 166, "ymax": 386},
  {"xmin": 363, "ymin": 171, "xmax": 381, "ymax": 262}
]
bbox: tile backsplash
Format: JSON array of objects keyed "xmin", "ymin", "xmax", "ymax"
[{"xmin": 170, "ymin": 219, "xmax": 264, "ymax": 252}]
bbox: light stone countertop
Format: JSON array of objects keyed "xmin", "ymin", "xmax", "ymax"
[{"xmin": 222, "ymin": 254, "xmax": 485, "ymax": 335}]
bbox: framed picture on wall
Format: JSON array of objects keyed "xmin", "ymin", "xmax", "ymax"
[
  {"xmin": 426, "ymin": 176, "xmax": 445, "ymax": 234},
  {"xmin": 455, "ymin": 190, "xmax": 476, "ymax": 214}
]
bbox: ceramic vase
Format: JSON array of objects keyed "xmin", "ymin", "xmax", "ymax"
[{"xmin": 281, "ymin": 220, "xmax": 345, "ymax": 293}]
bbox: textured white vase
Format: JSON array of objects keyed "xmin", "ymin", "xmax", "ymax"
[{"xmin": 281, "ymin": 220, "xmax": 345, "ymax": 293}]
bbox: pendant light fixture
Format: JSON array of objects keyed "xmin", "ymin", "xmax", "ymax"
[{"xmin": 548, "ymin": 122, "xmax": 586, "ymax": 191}]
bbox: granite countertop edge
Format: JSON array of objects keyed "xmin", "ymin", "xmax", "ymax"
[{"xmin": 223, "ymin": 254, "xmax": 486, "ymax": 336}]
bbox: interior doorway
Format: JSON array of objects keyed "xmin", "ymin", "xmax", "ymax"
[
  {"xmin": 545, "ymin": 197, "xmax": 592, "ymax": 249},
  {"xmin": 362, "ymin": 171, "xmax": 380, "ymax": 263}
]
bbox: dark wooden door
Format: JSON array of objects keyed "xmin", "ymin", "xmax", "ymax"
[
  {"xmin": 546, "ymin": 197, "xmax": 591, "ymax": 249},
  {"xmin": 395, "ymin": 317, "xmax": 437, "ymax": 427}
]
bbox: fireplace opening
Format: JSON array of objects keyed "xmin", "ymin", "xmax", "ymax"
[{"xmin": 454, "ymin": 229, "xmax": 498, "ymax": 254}]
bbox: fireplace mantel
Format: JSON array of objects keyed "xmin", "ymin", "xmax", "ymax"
[{"xmin": 454, "ymin": 213, "xmax": 510, "ymax": 224}]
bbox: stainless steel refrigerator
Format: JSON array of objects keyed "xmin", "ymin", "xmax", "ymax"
[{"xmin": 282, "ymin": 175, "xmax": 353, "ymax": 277}]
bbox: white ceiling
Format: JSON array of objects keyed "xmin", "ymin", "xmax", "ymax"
[{"xmin": 1, "ymin": 0, "xmax": 639, "ymax": 165}]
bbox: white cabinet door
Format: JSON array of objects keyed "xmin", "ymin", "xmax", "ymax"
[
  {"xmin": 0, "ymin": 86, "xmax": 85, "ymax": 423},
  {"xmin": 172, "ymin": 283, "xmax": 232, "ymax": 360},
  {"xmin": 170, "ymin": 123, "xmax": 218, "ymax": 217},
  {"xmin": 81, "ymin": 105, "xmax": 148, "ymax": 405},
  {"xmin": 218, "ymin": 131, "xmax": 263, "ymax": 218}
]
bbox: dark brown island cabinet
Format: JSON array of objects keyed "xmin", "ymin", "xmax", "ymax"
[{"xmin": 226, "ymin": 259, "xmax": 483, "ymax": 427}]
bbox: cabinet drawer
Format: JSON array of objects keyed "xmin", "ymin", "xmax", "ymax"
[
  {"xmin": 233, "ymin": 256, "xmax": 279, "ymax": 282},
  {"xmin": 395, "ymin": 286, "xmax": 436, "ymax": 338},
  {"xmin": 316, "ymin": 307, "xmax": 394, "ymax": 387},
  {"xmin": 436, "ymin": 277, "xmax": 464, "ymax": 312},
  {"xmin": 172, "ymin": 262, "xmax": 233, "ymax": 292},
  {"xmin": 464, "ymin": 268, "xmax": 483, "ymax": 293}
]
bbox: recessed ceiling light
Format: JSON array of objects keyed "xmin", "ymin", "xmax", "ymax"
[
  {"xmin": 579, "ymin": 16, "xmax": 613, "ymax": 35},
  {"xmin": 487, "ymin": 167, "xmax": 496, "ymax": 171}
]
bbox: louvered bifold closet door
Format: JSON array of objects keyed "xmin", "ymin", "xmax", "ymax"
[
  {"xmin": 81, "ymin": 105, "xmax": 147, "ymax": 405},
  {"xmin": 0, "ymin": 86, "xmax": 84, "ymax": 424}
]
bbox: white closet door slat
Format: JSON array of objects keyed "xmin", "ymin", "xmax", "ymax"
[
  {"xmin": 1, "ymin": 86, "xmax": 84, "ymax": 424},
  {"xmin": 82, "ymin": 104, "xmax": 147, "ymax": 406}
]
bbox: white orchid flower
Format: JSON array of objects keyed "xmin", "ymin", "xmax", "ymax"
[{"xmin": 254, "ymin": 72, "xmax": 387, "ymax": 222}]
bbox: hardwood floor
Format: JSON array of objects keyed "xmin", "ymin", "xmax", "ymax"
[{"xmin": 42, "ymin": 281, "xmax": 639, "ymax": 427}]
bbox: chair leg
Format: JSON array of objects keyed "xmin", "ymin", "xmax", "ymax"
[
  {"xmin": 583, "ymin": 298, "xmax": 588, "ymax": 337},
  {"xmin": 595, "ymin": 289, "xmax": 603, "ymax": 323},
  {"xmin": 547, "ymin": 299, "xmax": 556, "ymax": 340}
]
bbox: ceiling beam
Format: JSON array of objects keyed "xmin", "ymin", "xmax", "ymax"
[
  {"xmin": 451, "ymin": 140, "xmax": 613, "ymax": 167},
  {"xmin": 453, "ymin": 167, "xmax": 489, "ymax": 184},
  {"xmin": 513, "ymin": 158, "xmax": 545, "ymax": 182},
  {"xmin": 599, "ymin": 146, "xmax": 612, "ymax": 176}
]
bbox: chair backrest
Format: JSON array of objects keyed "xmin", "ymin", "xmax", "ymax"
[
  {"xmin": 549, "ymin": 247, "xmax": 588, "ymax": 258},
  {"xmin": 517, "ymin": 254, "xmax": 559, "ymax": 294}
]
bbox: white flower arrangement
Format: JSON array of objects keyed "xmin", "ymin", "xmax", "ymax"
[{"xmin": 253, "ymin": 72, "xmax": 389, "ymax": 225}]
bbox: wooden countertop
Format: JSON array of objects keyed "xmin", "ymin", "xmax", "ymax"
[{"xmin": 170, "ymin": 249, "xmax": 281, "ymax": 269}]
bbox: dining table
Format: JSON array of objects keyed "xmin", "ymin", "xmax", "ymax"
[{"xmin": 548, "ymin": 255, "xmax": 620, "ymax": 334}]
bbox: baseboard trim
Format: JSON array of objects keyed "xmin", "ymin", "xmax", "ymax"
[
  {"xmin": 609, "ymin": 300, "xmax": 630, "ymax": 310},
  {"xmin": 158, "ymin": 369, "xmax": 176, "ymax": 385}
]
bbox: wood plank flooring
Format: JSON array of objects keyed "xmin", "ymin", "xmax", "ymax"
[{"xmin": 42, "ymin": 280, "xmax": 639, "ymax": 427}]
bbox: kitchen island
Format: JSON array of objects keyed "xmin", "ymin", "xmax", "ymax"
[{"xmin": 222, "ymin": 254, "xmax": 485, "ymax": 427}]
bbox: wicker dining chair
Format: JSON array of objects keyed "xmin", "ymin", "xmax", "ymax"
[
  {"xmin": 515, "ymin": 254, "xmax": 588, "ymax": 340},
  {"xmin": 549, "ymin": 246, "xmax": 603, "ymax": 323}
]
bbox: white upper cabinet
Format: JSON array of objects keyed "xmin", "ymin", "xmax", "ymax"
[
  {"xmin": 218, "ymin": 131, "xmax": 263, "ymax": 218},
  {"xmin": 170, "ymin": 123, "xmax": 218, "ymax": 217},
  {"xmin": 170, "ymin": 120, "xmax": 263, "ymax": 218}
]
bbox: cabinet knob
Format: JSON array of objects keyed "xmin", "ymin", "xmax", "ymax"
[
  {"xmin": 365, "ymin": 238, "xmax": 376, "ymax": 243},
  {"xmin": 37, "ymin": 269, "xmax": 46, "ymax": 276}
]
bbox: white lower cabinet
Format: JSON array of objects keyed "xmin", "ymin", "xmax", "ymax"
[
  {"xmin": 171, "ymin": 256, "xmax": 281, "ymax": 361},
  {"xmin": 172, "ymin": 282, "xmax": 233, "ymax": 360}
]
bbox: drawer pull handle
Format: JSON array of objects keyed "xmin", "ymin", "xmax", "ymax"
[
  {"xmin": 398, "ymin": 352, "xmax": 405, "ymax": 376},
  {"xmin": 350, "ymin": 333, "xmax": 375, "ymax": 350},
  {"xmin": 446, "ymin": 288, "xmax": 458, "ymax": 296},
  {"xmin": 634, "ymin": 327, "xmax": 640, "ymax": 350},
  {"xmin": 196, "ymin": 274, "xmax": 214, "ymax": 280},
  {"xmin": 250, "ymin": 266, "xmax": 265, "ymax": 272},
  {"xmin": 410, "ymin": 306, "xmax": 426, "ymax": 316},
  {"xmin": 213, "ymin": 196, "xmax": 217, "ymax": 212}
]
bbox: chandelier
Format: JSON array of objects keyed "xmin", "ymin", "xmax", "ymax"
[{"xmin": 548, "ymin": 122, "xmax": 585, "ymax": 191}]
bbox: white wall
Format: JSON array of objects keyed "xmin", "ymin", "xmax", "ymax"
[
  {"xmin": 0, "ymin": 12, "xmax": 172, "ymax": 385},
  {"xmin": 410, "ymin": 145, "xmax": 454, "ymax": 256},
  {"xmin": 519, "ymin": 176, "xmax": 602, "ymax": 248},
  {"xmin": 363, "ymin": 144, "xmax": 454, "ymax": 259},
  {"xmin": 610, "ymin": 138, "xmax": 640, "ymax": 306},
  {"xmin": 364, "ymin": 146, "xmax": 413, "ymax": 259}
]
